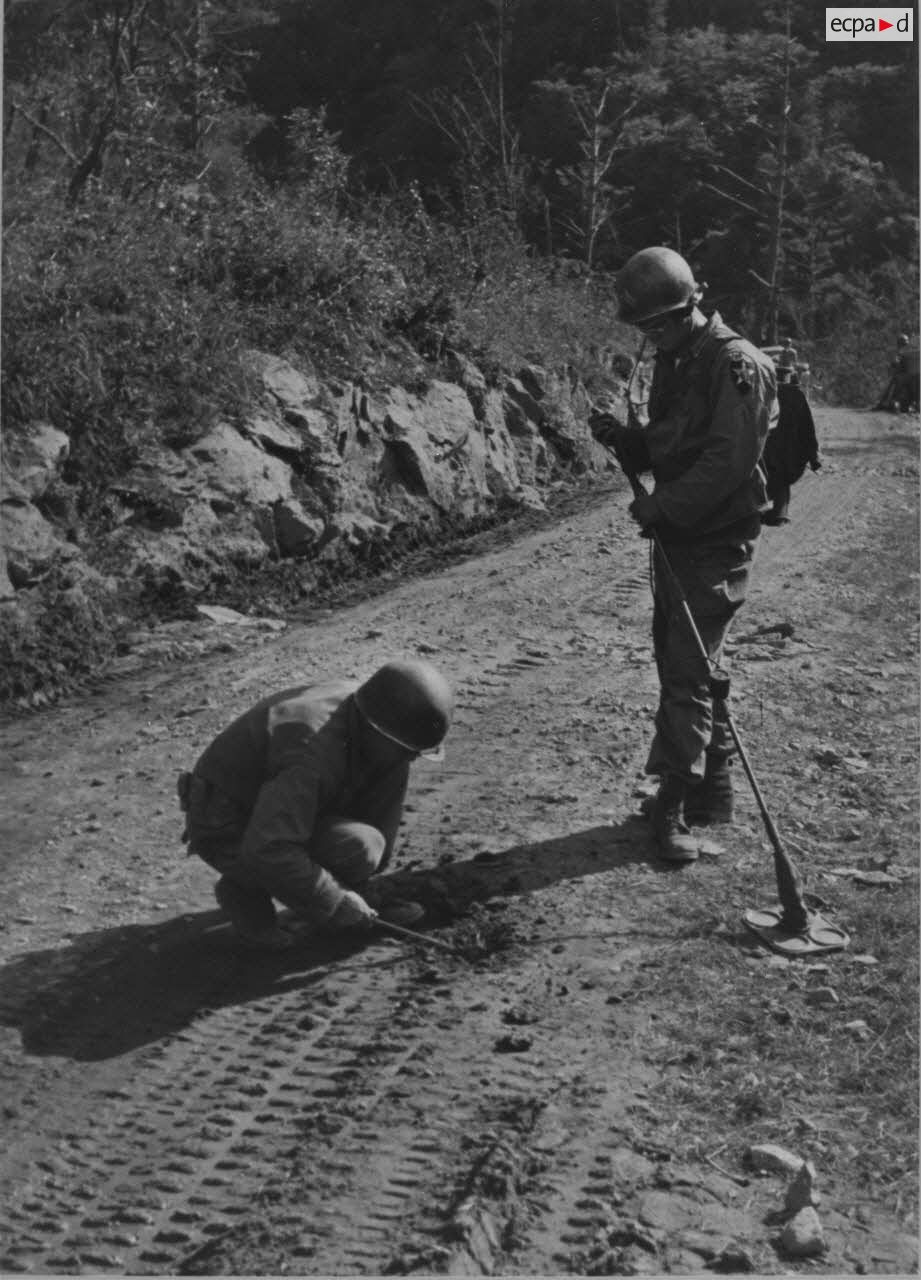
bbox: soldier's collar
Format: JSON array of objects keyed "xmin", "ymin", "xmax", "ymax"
[
  {"xmin": 687, "ymin": 311, "xmax": 721, "ymax": 361},
  {"xmin": 665, "ymin": 311, "xmax": 716, "ymax": 367}
]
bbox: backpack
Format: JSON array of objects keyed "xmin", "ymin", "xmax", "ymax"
[
  {"xmin": 760, "ymin": 382, "xmax": 821, "ymax": 525},
  {"xmin": 692, "ymin": 325, "xmax": 819, "ymax": 525},
  {"xmin": 640, "ymin": 323, "xmax": 819, "ymax": 525}
]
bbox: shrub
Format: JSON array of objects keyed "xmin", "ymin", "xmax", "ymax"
[
  {"xmin": 0, "ymin": 573, "xmax": 121, "ymax": 707},
  {"xmin": 1, "ymin": 190, "xmax": 252, "ymax": 529}
]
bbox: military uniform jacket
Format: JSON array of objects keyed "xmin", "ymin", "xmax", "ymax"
[
  {"xmin": 192, "ymin": 680, "xmax": 409, "ymax": 870},
  {"xmin": 620, "ymin": 312, "xmax": 778, "ymax": 538}
]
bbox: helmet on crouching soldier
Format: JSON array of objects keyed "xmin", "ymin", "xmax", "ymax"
[
  {"xmin": 355, "ymin": 659, "xmax": 453, "ymax": 758},
  {"xmin": 616, "ymin": 246, "xmax": 702, "ymax": 325}
]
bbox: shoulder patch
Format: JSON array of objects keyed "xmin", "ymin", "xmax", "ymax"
[{"xmin": 728, "ymin": 349, "xmax": 755, "ymax": 396}]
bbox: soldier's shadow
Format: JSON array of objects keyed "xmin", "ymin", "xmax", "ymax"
[{"xmin": 0, "ymin": 817, "xmax": 654, "ymax": 1062}]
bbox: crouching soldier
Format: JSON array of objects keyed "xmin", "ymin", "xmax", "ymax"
[{"xmin": 178, "ymin": 658, "xmax": 453, "ymax": 949}]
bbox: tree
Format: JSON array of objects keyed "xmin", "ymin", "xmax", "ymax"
[
  {"xmin": 556, "ymin": 72, "xmax": 635, "ymax": 270},
  {"xmin": 410, "ymin": 0, "xmax": 523, "ymax": 219},
  {"xmin": 523, "ymin": 62, "xmax": 665, "ymax": 267},
  {"xmin": 3, "ymin": 0, "xmax": 276, "ymax": 205}
]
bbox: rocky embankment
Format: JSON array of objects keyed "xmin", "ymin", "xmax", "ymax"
[{"xmin": 0, "ymin": 350, "xmax": 621, "ymax": 705}]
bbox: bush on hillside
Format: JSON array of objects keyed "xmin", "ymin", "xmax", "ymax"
[
  {"xmin": 2, "ymin": 193, "xmax": 253, "ymax": 530},
  {"xmin": 809, "ymin": 259, "xmax": 921, "ymax": 406},
  {"xmin": 0, "ymin": 571, "xmax": 122, "ymax": 707}
]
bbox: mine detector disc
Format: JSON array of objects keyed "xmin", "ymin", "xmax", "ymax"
[{"xmin": 742, "ymin": 906, "xmax": 850, "ymax": 956}]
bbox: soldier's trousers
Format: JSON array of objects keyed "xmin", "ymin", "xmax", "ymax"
[
  {"xmin": 644, "ymin": 527, "xmax": 759, "ymax": 784},
  {"xmin": 178, "ymin": 773, "xmax": 386, "ymax": 921}
]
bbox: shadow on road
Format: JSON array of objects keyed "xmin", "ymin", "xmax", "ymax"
[
  {"xmin": 0, "ymin": 817, "xmax": 654, "ymax": 1062},
  {"xmin": 389, "ymin": 815, "xmax": 661, "ymax": 917}
]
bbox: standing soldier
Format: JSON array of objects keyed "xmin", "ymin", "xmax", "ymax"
[
  {"xmin": 893, "ymin": 334, "xmax": 920, "ymax": 412},
  {"xmin": 876, "ymin": 334, "xmax": 920, "ymax": 412},
  {"xmin": 777, "ymin": 336, "xmax": 798, "ymax": 385},
  {"xmin": 178, "ymin": 659, "xmax": 453, "ymax": 948},
  {"xmin": 591, "ymin": 247, "xmax": 777, "ymax": 863}
]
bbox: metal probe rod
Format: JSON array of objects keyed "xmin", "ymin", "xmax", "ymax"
[
  {"xmin": 607, "ymin": 440, "xmax": 809, "ymax": 932},
  {"xmin": 374, "ymin": 917, "xmax": 457, "ymax": 955}
]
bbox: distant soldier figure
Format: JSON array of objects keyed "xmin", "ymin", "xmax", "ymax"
[
  {"xmin": 877, "ymin": 334, "xmax": 920, "ymax": 412},
  {"xmin": 893, "ymin": 334, "xmax": 920, "ymax": 412},
  {"xmin": 590, "ymin": 247, "xmax": 777, "ymax": 863},
  {"xmin": 777, "ymin": 337, "xmax": 798, "ymax": 385},
  {"xmin": 178, "ymin": 659, "xmax": 453, "ymax": 948},
  {"xmin": 761, "ymin": 378, "xmax": 821, "ymax": 525}
]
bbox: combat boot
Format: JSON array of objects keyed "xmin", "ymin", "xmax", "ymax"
[
  {"xmin": 685, "ymin": 754, "xmax": 734, "ymax": 826},
  {"xmin": 649, "ymin": 774, "xmax": 700, "ymax": 863},
  {"xmin": 214, "ymin": 877, "xmax": 295, "ymax": 951}
]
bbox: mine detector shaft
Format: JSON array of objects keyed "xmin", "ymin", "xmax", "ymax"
[{"xmin": 598, "ymin": 362, "xmax": 849, "ymax": 958}]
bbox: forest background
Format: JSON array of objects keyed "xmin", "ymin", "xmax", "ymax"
[
  {"xmin": 1, "ymin": 0, "xmax": 919, "ymax": 701},
  {"xmin": 4, "ymin": 0, "xmax": 919, "ymax": 443}
]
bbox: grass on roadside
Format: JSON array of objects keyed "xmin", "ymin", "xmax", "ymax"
[{"xmin": 639, "ymin": 852, "xmax": 918, "ymax": 1223}]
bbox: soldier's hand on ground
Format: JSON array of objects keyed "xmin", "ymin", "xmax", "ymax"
[
  {"xmin": 628, "ymin": 492, "xmax": 659, "ymax": 533},
  {"xmin": 329, "ymin": 890, "xmax": 378, "ymax": 931}
]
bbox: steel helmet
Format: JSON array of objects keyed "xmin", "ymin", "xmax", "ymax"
[
  {"xmin": 355, "ymin": 659, "xmax": 453, "ymax": 756},
  {"xmin": 616, "ymin": 247, "xmax": 700, "ymax": 324}
]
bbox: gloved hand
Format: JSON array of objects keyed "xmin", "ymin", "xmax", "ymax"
[
  {"xmin": 329, "ymin": 890, "xmax": 378, "ymax": 931},
  {"xmin": 589, "ymin": 410, "xmax": 628, "ymax": 452},
  {"xmin": 629, "ymin": 492, "xmax": 660, "ymax": 534}
]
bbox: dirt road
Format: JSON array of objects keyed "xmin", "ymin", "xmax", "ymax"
[{"xmin": 0, "ymin": 407, "xmax": 917, "ymax": 1276}]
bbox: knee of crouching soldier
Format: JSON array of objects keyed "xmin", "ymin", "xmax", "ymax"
[{"xmin": 311, "ymin": 818, "xmax": 387, "ymax": 883}]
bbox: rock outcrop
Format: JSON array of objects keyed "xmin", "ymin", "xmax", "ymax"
[{"xmin": 0, "ymin": 348, "xmax": 621, "ymax": 701}]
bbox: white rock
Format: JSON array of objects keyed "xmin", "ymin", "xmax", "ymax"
[
  {"xmin": 780, "ymin": 1206, "xmax": 825, "ymax": 1257},
  {"xmin": 249, "ymin": 350, "xmax": 322, "ymax": 407},
  {"xmin": 4, "ymin": 422, "xmax": 70, "ymax": 499},
  {"xmin": 0, "ymin": 559, "xmax": 16, "ymax": 600},
  {"xmin": 188, "ymin": 422, "xmax": 293, "ymax": 506},
  {"xmin": 196, "ymin": 604, "xmax": 249, "ymax": 625},
  {"xmin": 1, "ymin": 497, "xmax": 79, "ymax": 586},
  {"xmin": 747, "ymin": 1143, "xmax": 804, "ymax": 1175},
  {"xmin": 805, "ymin": 985, "xmax": 839, "ymax": 1006}
]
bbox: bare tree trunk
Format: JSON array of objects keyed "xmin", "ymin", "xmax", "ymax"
[
  {"xmin": 65, "ymin": 0, "xmax": 152, "ymax": 204},
  {"xmin": 584, "ymin": 92, "xmax": 604, "ymax": 269},
  {"xmin": 24, "ymin": 103, "xmax": 48, "ymax": 172},
  {"xmin": 766, "ymin": 0, "xmax": 792, "ymax": 344},
  {"xmin": 488, "ymin": 0, "xmax": 518, "ymax": 214},
  {"xmin": 67, "ymin": 104, "xmax": 117, "ymax": 203},
  {"xmin": 495, "ymin": 0, "xmax": 506, "ymax": 178},
  {"xmin": 647, "ymin": 0, "xmax": 668, "ymax": 68},
  {"xmin": 190, "ymin": 0, "xmax": 209, "ymax": 154}
]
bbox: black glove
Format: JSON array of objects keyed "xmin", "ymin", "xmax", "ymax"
[
  {"xmin": 628, "ymin": 492, "xmax": 660, "ymax": 536},
  {"xmin": 589, "ymin": 410, "xmax": 628, "ymax": 451}
]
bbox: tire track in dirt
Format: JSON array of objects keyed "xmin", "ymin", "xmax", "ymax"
[
  {"xmin": 0, "ymin": 633, "xmax": 653, "ymax": 1278},
  {"xmin": 190, "ymin": 934, "xmax": 664, "ymax": 1277},
  {"xmin": 2, "ymin": 957, "xmax": 419, "ymax": 1272}
]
